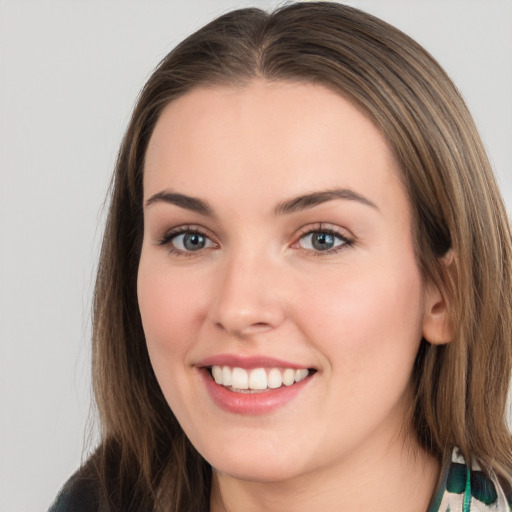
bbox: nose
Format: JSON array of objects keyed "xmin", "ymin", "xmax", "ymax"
[{"xmin": 209, "ymin": 251, "xmax": 286, "ymax": 338}]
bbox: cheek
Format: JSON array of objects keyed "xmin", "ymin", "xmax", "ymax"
[
  {"xmin": 298, "ymin": 260, "xmax": 425, "ymax": 376},
  {"xmin": 137, "ymin": 254, "xmax": 206, "ymax": 363},
  {"xmin": 137, "ymin": 254, "xmax": 211, "ymax": 419}
]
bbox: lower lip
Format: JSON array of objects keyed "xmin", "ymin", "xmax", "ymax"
[{"xmin": 200, "ymin": 369, "xmax": 313, "ymax": 415}]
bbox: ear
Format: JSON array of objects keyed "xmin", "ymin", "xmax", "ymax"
[{"xmin": 422, "ymin": 257, "xmax": 454, "ymax": 345}]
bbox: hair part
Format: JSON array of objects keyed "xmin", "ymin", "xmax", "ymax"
[{"xmin": 90, "ymin": 2, "xmax": 512, "ymax": 509}]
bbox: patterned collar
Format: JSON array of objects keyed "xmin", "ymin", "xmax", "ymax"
[{"xmin": 427, "ymin": 448, "xmax": 512, "ymax": 511}]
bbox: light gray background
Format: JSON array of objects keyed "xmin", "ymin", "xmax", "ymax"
[{"xmin": 0, "ymin": 1, "xmax": 511, "ymax": 510}]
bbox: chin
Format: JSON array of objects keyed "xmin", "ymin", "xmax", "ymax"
[
  {"xmin": 211, "ymin": 458, "xmax": 304, "ymax": 484},
  {"xmin": 200, "ymin": 439, "xmax": 310, "ymax": 483}
]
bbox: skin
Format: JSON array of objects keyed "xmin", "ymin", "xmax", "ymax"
[{"xmin": 138, "ymin": 81, "xmax": 450, "ymax": 511}]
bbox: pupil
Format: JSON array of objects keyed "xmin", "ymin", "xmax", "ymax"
[
  {"xmin": 184, "ymin": 233, "xmax": 205, "ymax": 251},
  {"xmin": 312, "ymin": 232, "xmax": 334, "ymax": 251}
]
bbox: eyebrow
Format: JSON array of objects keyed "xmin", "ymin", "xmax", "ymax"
[
  {"xmin": 145, "ymin": 190, "xmax": 214, "ymax": 216},
  {"xmin": 144, "ymin": 187, "xmax": 378, "ymax": 216},
  {"xmin": 274, "ymin": 188, "xmax": 378, "ymax": 215}
]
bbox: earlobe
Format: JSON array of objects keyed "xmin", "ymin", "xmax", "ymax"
[{"xmin": 422, "ymin": 280, "xmax": 453, "ymax": 345}]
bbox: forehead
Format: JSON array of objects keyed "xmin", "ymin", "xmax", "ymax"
[{"xmin": 143, "ymin": 80, "xmax": 406, "ymax": 214}]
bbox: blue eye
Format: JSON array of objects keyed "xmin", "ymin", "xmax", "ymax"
[
  {"xmin": 171, "ymin": 232, "xmax": 214, "ymax": 252},
  {"xmin": 158, "ymin": 228, "xmax": 217, "ymax": 255},
  {"xmin": 298, "ymin": 231, "xmax": 348, "ymax": 252}
]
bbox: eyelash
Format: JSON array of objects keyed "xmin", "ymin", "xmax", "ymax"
[
  {"xmin": 294, "ymin": 223, "xmax": 354, "ymax": 256},
  {"xmin": 157, "ymin": 223, "xmax": 354, "ymax": 257},
  {"xmin": 158, "ymin": 225, "xmax": 218, "ymax": 257}
]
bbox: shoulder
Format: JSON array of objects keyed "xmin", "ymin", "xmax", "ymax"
[
  {"xmin": 48, "ymin": 465, "xmax": 101, "ymax": 512},
  {"xmin": 430, "ymin": 448, "xmax": 512, "ymax": 512}
]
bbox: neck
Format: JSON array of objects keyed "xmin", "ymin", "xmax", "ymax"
[{"xmin": 209, "ymin": 434, "xmax": 440, "ymax": 512}]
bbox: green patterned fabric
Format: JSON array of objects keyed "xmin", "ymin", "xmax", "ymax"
[{"xmin": 428, "ymin": 448, "xmax": 512, "ymax": 512}]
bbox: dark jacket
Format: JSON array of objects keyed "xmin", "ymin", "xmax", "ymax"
[{"xmin": 48, "ymin": 469, "xmax": 101, "ymax": 512}]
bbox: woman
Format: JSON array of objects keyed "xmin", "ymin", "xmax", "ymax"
[{"xmin": 50, "ymin": 2, "xmax": 512, "ymax": 511}]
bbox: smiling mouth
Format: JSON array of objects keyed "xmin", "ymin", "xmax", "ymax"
[{"xmin": 208, "ymin": 365, "xmax": 315, "ymax": 393}]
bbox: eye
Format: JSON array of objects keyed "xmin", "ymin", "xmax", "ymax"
[
  {"xmin": 296, "ymin": 228, "xmax": 352, "ymax": 253},
  {"xmin": 158, "ymin": 228, "xmax": 217, "ymax": 255},
  {"xmin": 172, "ymin": 232, "xmax": 213, "ymax": 251}
]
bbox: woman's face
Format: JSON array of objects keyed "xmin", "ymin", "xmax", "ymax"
[{"xmin": 138, "ymin": 81, "xmax": 436, "ymax": 482}]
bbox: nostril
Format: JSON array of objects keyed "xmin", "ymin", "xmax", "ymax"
[
  {"xmin": 246, "ymin": 322, "xmax": 274, "ymax": 333},
  {"xmin": 252, "ymin": 322, "xmax": 271, "ymax": 329}
]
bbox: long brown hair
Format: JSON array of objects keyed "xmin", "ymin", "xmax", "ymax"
[{"xmin": 90, "ymin": 2, "xmax": 512, "ymax": 510}]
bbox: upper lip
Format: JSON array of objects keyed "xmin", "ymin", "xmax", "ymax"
[{"xmin": 197, "ymin": 354, "xmax": 313, "ymax": 370}]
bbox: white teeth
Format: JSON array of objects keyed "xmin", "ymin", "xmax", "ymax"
[
  {"xmin": 248, "ymin": 368, "xmax": 267, "ymax": 390},
  {"xmin": 222, "ymin": 365, "xmax": 232, "ymax": 386},
  {"xmin": 231, "ymin": 367, "xmax": 249, "ymax": 389},
  {"xmin": 282, "ymin": 368, "xmax": 295, "ymax": 386},
  {"xmin": 212, "ymin": 365, "xmax": 223, "ymax": 384},
  {"xmin": 295, "ymin": 369, "xmax": 309, "ymax": 382},
  {"xmin": 268, "ymin": 368, "xmax": 282, "ymax": 389},
  {"xmin": 210, "ymin": 365, "xmax": 311, "ymax": 391}
]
